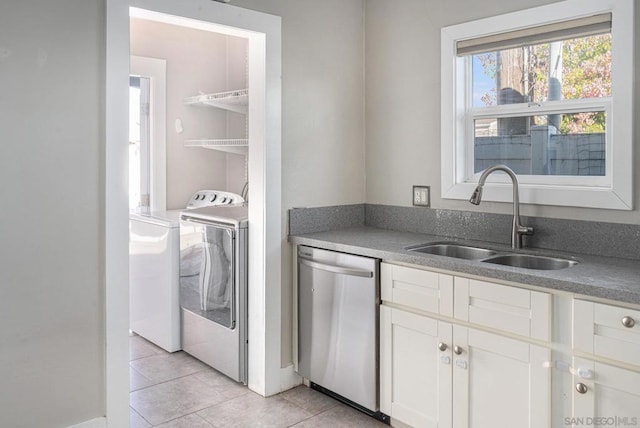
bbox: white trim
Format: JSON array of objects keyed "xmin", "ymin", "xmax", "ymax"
[
  {"xmin": 130, "ymin": 55, "xmax": 167, "ymax": 211},
  {"xmin": 291, "ymin": 247, "xmax": 299, "ymax": 374},
  {"xmin": 106, "ymin": 1, "xmax": 282, "ymax": 425},
  {"xmin": 105, "ymin": 1, "xmax": 130, "ymax": 427},
  {"xmin": 280, "ymin": 364, "xmax": 303, "ymax": 392},
  {"xmin": 468, "ymin": 101, "xmax": 612, "ymax": 188},
  {"xmin": 470, "ymin": 98, "xmax": 611, "ymax": 118},
  {"xmin": 66, "ymin": 417, "xmax": 107, "ymax": 428},
  {"xmin": 441, "ymin": 0, "xmax": 633, "ymax": 210},
  {"xmin": 128, "ymin": 0, "xmax": 282, "ymax": 397}
]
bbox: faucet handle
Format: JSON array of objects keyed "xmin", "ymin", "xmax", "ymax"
[{"xmin": 519, "ymin": 225, "xmax": 534, "ymax": 236}]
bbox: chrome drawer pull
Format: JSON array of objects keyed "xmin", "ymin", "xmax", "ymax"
[
  {"xmin": 575, "ymin": 383, "xmax": 588, "ymax": 394},
  {"xmin": 621, "ymin": 316, "xmax": 636, "ymax": 328},
  {"xmin": 438, "ymin": 342, "xmax": 448, "ymax": 352}
]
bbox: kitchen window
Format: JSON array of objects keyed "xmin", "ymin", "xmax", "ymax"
[{"xmin": 441, "ymin": 0, "xmax": 633, "ymax": 209}]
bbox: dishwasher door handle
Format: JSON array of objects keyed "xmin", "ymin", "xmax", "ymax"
[{"xmin": 298, "ymin": 257, "xmax": 374, "ymax": 278}]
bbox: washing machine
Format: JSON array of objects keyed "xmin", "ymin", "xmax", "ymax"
[{"xmin": 129, "ymin": 190, "xmax": 244, "ymax": 352}]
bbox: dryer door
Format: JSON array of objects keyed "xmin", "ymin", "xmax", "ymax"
[{"xmin": 179, "ymin": 219, "xmax": 236, "ymax": 329}]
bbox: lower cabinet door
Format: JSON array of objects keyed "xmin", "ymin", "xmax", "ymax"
[
  {"xmin": 380, "ymin": 305, "xmax": 453, "ymax": 428},
  {"xmin": 452, "ymin": 326, "xmax": 551, "ymax": 428},
  {"xmin": 571, "ymin": 357, "xmax": 640, "ymax": 426}
]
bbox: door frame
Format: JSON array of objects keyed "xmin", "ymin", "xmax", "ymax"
[{"xmin": 106, "ymin": 1, "xmax": 282, "ymax": 426}]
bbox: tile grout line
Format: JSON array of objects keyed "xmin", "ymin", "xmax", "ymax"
[
  {"xmin": 131, "ymin": 368, "xmax": 251, "ymax": 426},
  {"xmin": 148, "ymin": 410, "xmax": 216, "ymax": 428},
  {"xmin": 277, "ymin": 388, "xmax": 342, "ymax": 427},
  {"xmin": 129, "ymin": 352, "xmax": 219, "ymax": 392},
  {"xmin": 278, "ymin": 392, "xmax": 339, "ymax": 417},
  {"xmin": 130, "ymin": 369, "xmax": 244, "ymax": 398},
  {"xmin": 130, "ymin": 369, "xmax": 206, "ymax": 393},
  {"xmin": 284, "ymin": 404, "xmax": 338, "ymax": 428},
  {"xmin": 130, "ymin": 405, "xmax": 153, "ymax": 427},
  {"xmin": 131, "ymin": 340, "xmax": 369, "ymax": 427}
]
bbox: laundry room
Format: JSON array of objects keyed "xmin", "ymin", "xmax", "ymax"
[
  {"xmin": 129, "ymin": 16, "xmax": 249, "ymax": 211},
  {"xmin": 128, "ymin": 10, "xmax": 255, "ymax": 420}
]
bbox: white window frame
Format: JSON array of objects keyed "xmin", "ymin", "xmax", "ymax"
[
  {"xmin": 131, "ymin": 55, "xmax": 167, "ymax": 211},
  {"xmin": 441, "ymin": 0, "xmax": 633, "ymax": 210}
]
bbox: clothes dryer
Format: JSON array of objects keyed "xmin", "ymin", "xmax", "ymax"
[
  {"xmin": 179, "ymin": 205, "xmax": 248, "ymax": 383},
  {"xmin": 129, "ymin": 190, "xmax": 244, "ymax": 352}
]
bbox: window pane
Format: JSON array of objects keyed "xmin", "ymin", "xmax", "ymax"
[
  {"xmin": 474, "ymin": 112, "xmax": 605, "ymax": 176},
  {"xmin": 472, "ymin": 33, "xmax": 611, "ymax": 107},
  {"xmin": 562, "ymin": 34, "xmax": 611, "ymax": 99},
  {"xmin": 129, "ymin": 84, "xmax": 141, "ymax": 211}
]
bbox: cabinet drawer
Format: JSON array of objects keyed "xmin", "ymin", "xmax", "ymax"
[
  {"xmin": 454, "ymin": 278, "xmax": 551, "ymax": 341},
  {"xmin": 381, "ymin": 263, "xmax": 453, "ymax": 317},
  {"xmin": 573, "ymin": 300, "xmax": 640, "ymax": 367},
  {"xmin": 572, "ymin": 356, "xmax": 640, "ymax": 421}
]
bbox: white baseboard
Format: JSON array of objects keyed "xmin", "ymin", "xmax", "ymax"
[
  {"xmin": 280, "ymin": 363, "xmax": 302, "ymax": 392},
  {"xmin": 66, "ymin": 417, "xmax": 106, "ymax": 428}
]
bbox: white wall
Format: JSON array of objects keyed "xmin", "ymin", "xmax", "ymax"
[
  {"xmin": 226, "ymin": 35, "xmax": 250, "ymax": 196},
  {"xmin": 0, "ymin": 1, "xmax": 105, "ymax": 427},
  {"xmin": 229, "ymin": 0, "xmax": 367, "ymax": 366},
  {"xmin": 365, "ymin": 0, "xmax": 640, "ymax": 224},
  {"xmin": 130, "ymin": 18, "xmax": 248, "ymax": 209},
  {"xmin": 232, "ymin": 0, "xmax": 366, "ymax": 210},
  {"xmin": 9, "ymin": 1, "xmax": 637, "ymax": 425}
]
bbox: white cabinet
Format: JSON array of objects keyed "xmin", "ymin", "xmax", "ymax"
[
  {"xmin": 570, "ymin": 357, "xmax": 640, "ymax": 425},
  {"xmin": 380, "ymin": 262, "xmax": 640, "ymax": 428},
  {"xmin": 573, "ymin": 299, "xmax": 640, "ymax": 366},
  {"xmin": 380, "ymin": 262, "xmax": 552, "ymax": 428},
  {"xmin": 380, "ymin": 306, "xmax": 452, "ymax": 428},
  {"xmin": 381, "ymin": 263, "xmax": 453, "ymax": 316},
  {"xmin": 452, "ymin": 326, "xmax": 550, "ymax": 428},
  {"xmin": 454, "ymin": 277, "xmax": 551, "ymax": 341},
  {"xmin": 570, "ymin": 300, "xmax": 640, "ymax": 425}
]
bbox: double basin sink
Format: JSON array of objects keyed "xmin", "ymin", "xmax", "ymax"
[{"xmin": 406, "ymin": 242, "xmax": 579, "ymax": 270}]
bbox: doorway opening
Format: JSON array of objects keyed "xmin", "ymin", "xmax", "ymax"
[
  {"xmin": 127, "ymin": 9, "xmax": 253, "ymax": 413},
  {"xmin": 106, "ymin": 1, "xmax": 283, "ymax": 425}
]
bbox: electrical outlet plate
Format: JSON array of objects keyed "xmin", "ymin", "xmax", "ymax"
[{"xmin": 413, "ymin": 185, "xmax": 431, "ymax": 207}]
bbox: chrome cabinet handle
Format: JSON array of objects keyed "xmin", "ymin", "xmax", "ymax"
[
  {"xmin": 575, "ymin": 383, "xmax": 588, "ymax": 394},
  {"xmin": 622, "ymin": 316, "xmax": 636, "ymax": 328},
  {"xmin": 454, "ymin": 346, "xmax": 464, "ymax": 355},
  {"xmin": 298, "ymin": 257, "xmax": 373, "ymax": 278},
  {"xmin": 438, "ymin": 342, "xmax": 448, "ymax": 352}
]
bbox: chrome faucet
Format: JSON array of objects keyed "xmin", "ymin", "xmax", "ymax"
[{"xmin": 469, "ymin": 165, "xmax": 533, "ymax": 249}]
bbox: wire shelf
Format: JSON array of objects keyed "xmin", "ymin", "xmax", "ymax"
[
  {"xmin": 184, "ymin": 139, "xmax": 248, "ymax": 156},
  {"xmin": 184, "ymin": 89, "xmax": 248, "ymax": 114}
]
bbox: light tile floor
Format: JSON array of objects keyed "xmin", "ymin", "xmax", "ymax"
[{"xmin": 130, "ymin": 334, "xmax": 388, "ymax": 427}]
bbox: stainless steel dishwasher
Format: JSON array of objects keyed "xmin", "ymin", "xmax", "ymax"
[{"xmin": 297, "ymin": 245, "xmax": 386, "ymax": 421}]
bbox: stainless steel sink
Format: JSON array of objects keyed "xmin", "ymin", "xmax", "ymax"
[
  {"xmin": 406, "ymin": 241, "xmax": 579, "ymax": 270},
  {"xmin": 406, "ymin": 243, "xmax": 497, "ymax": 260},
  {"xmin": 482, "ymin": 254, "xmax": 578, "ymax": 270}
]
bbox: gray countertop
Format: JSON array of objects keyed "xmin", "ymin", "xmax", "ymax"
[{"xmin": 289, "ymin": 227, "xmax": 640, "ymax": 306}]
